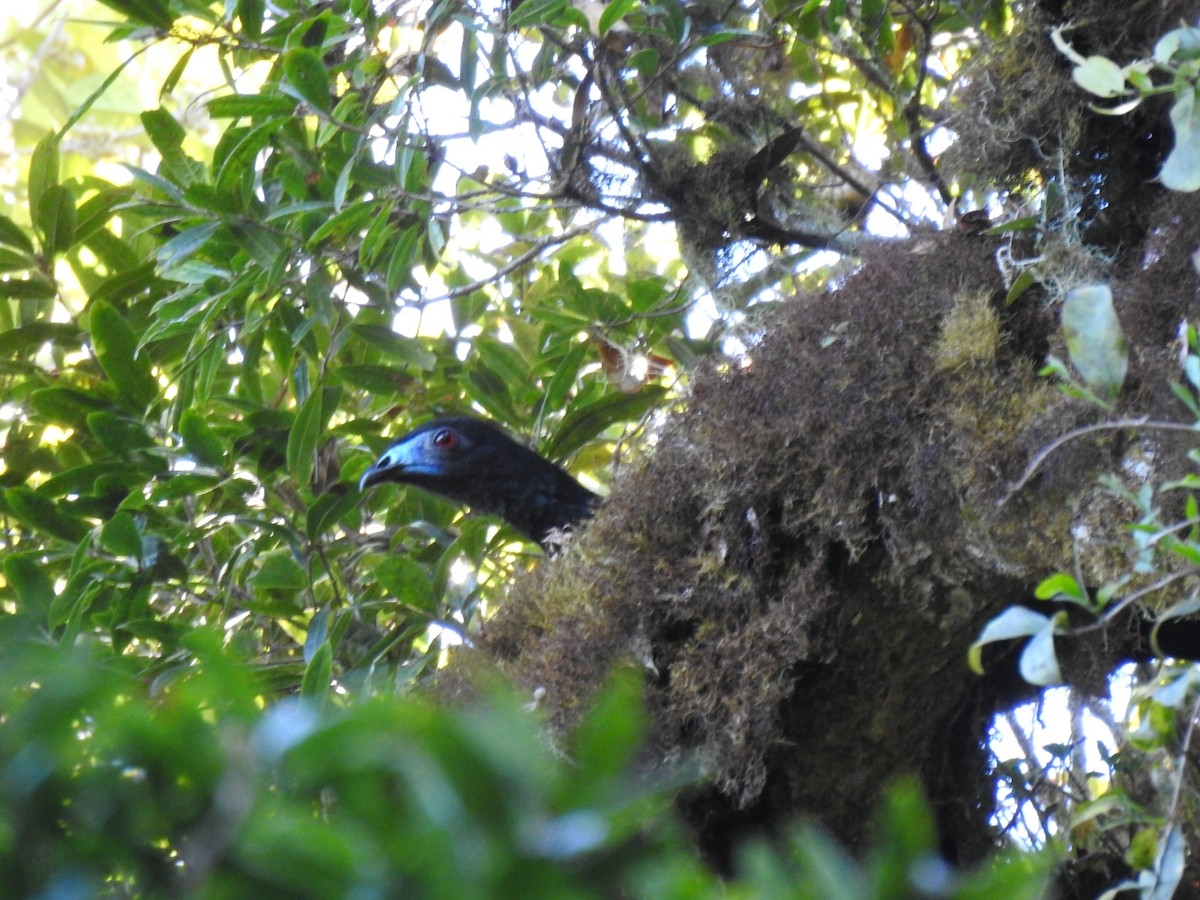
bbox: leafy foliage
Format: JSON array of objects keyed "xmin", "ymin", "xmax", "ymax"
[
  {"xmin": 1054, "ymin": 20, "xmax": 1200, "ymax": 192},
  {"xmin": 0, "ymin": 0, "xmax": 1093, "ymax": 892},
  {"xmin": 0, "ymin": 0, "xmax": 1009, "ymax": 704},
  {"xmin": 0, "ymin": 641, "xmax": 1050, "ymax": 897},
  {"xmin": 973, "ymin": 318, "xmax": 1200, "ymax": 897}
]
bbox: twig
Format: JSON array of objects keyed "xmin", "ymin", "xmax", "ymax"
[
  {"xmin": 419, "ymin": 223, "xmax": 595, "ymax": 303},
  {"xmin": 998, "ymin": 417, "xmax": 1200, "ymax": 508}
]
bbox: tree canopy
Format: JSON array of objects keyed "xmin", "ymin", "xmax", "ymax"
[{"xmin": 3, "ymin": 0, "xmax": 1200, "ymax": 894}]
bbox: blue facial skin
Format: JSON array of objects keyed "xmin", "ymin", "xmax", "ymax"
[{"xmin": 359, "ymin": 435, "xmax": 440, "ymax": 487}]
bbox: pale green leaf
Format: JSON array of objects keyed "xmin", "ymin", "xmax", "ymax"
[
  {"xmin": 1160, "ymin": 87, "xmax": 1200, "ymax": 192},
  {"xmin": 1062, "ymin": 283, "xmax": 1127, "ymax": 400}
]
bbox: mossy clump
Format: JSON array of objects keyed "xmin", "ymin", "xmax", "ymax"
[
  {"xmin": 452, "ymin": 0, "xmax": 1200, "ymax": 875},
  {"xmin": 474, "ymin": 164, "xmax": 1200, "ymax": 862},
  {"xmin": 483, "ymin": 234, "xmax": 1115, "ymax": 819}
]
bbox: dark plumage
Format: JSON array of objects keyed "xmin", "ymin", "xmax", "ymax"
[{"xmin": 359, "ymin": 417, "xmax": 598, "ymax": 547}]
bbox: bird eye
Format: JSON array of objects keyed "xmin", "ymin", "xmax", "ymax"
[{"xmin": 432, "ymin": 429, "xmax": 459, "ymax": 450}]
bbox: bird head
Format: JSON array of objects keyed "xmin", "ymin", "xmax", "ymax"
[
  {"xmin": 359, "ymin": 418, "xmax": 504, "ymax": 494},
  {"xmin": 358, "ymin": 416, "xmax": 598, "ymax": 546}
]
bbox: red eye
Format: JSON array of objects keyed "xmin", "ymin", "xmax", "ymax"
[{"xmin": 432, "ymin": 429, "xmax": 459, "ymax": 449}]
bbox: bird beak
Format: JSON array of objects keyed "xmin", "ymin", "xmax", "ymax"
[
  {"xmin": 359, "ymin": 441, "xmax": 418, "ymax": 491},
  {"xmin": 359, "ymin": 454, "xmax": 398, "ymax": 491},
  {"xmin": 358, "ymin": 464, "xmax": 383, "ymax": 491}
]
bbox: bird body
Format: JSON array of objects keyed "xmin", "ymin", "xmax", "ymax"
[{"xmin": 359, "ymin": 417, "xmax": 598, "ymax": 547}]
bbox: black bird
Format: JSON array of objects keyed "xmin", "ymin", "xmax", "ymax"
[{"xmin": 359, "ymin": 417, "xmax": 598, "ymax": 547}]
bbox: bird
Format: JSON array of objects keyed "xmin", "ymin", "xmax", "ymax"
[{"xmin": 358, "ymin": 417, "xmax": 599, "ymax": 548}]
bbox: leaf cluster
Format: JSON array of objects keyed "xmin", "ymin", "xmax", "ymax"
[{"xmin": 0, "ymin": 639, "xmax": 1050, "ymax": 898}]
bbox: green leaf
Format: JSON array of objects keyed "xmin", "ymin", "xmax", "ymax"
[
  {"xmin": 237, "ymin": 0, "xmax": 265, "ymax": 40},
  {"xmin": 300, "ymin": 643, "xmax": 333, "ymax": 705},
  {"xmin": 598, "ymin": 0, "xmax": 638, "ymax": 35},
  {"xmin": 358, "ymin": 200, "xmax": 398, "ymax": 267},
  {"xmin": 1004, "ymin": 269, "xmax": 1037, "ymax": 305},
  {"xmin": 282, "ymin": 48, "xmax": 332, "ymax": 113},
  {"xmin": 74, "ymin": 188, "xmax": 127, "ymax": 247},
  {"xmin": 351, "ymin": 324, "xmax": 436, "ymax": 370},
  {"xmin": 0, "ymin": 276, "xmax": 56, "ymax": 301},
  {"xmin": 628, "ymin": 48, "xmax": 660, "ymax": 78},
  {"xmin": 156, "ymin": 221, "xmax": 219, "ymax": 272},
  {"xmin": 968, "ymin": 606, "xmax": 1054, "ymax": 675},
  {"xmin": 0, "ymin": 213, "xmax": 35, "ymax": 253},
  {"xmin": 1062, "ymin": 283, "xmax": 1127, "ymax": 401},
  {"xmin": 306, "ymin": 199, "xmax": 377, "ymax": 246},
  {"xmin": 571, "ymin": 668, "xmax": 645, "ymax": 783},
  {"xmin": 180, "ymin": 409, "xmax": 227, "ymax": 468},
  {"xmin": 287, "ymin": 389, "xmax": 323, "ymax": 488},
  {"xmin": 3, "ymin": 487, "xmax": 89, "ymax": 543},
  {"xmin": 306, "ymin": 490, "xmax": 360, "ymax": 540},
  {"xmin": 305, "ymin": 608, "xmax": 329, "ymax": 661},
  {"xmin": 336, "ymin": 364, "xmax": 417, "ymax": 394},
  {"xmin": 89, "ymin": 300, "xmax": 159, "ymax": 408},
  {"xmin": 95, "ymin": 0, "xmax": 174, "ymax": 29},
  {"xmin": 508, "ymin": 0, "xmax": 568, "ymax": 28},
  {"xmin": 32, "ymin": 387, "xmax": 111, "ymax": 427},
  {"xmin": 0, "ymin": 322, "xmax": 80, "ymax": 356},
  {"xmin": 27, "ymin": 134, "xmax": 59, "ymax": 220},
  {"xmin": 374, "ymin": 557, "xmax": 436, "ymax": 611},
  {"xmin": 160, "ymin": 46, "xmax": 195, "ymax": 96},
  {"xmin": 1070, "ymin": 55, "xmax": 1127, "ymax": 98},
  {"xmin": 986, "ymin": 215, "xmax": 1039, "ymax": 236},
  {"xmin": 541, "ymin": 341, "xmax": 590, "ymax": 414},
  {"xmin": 206, "ymin": 93, "xmax": 298, "ymax": 118},
  {"xmin": 543, "ymin": 385, "xmax": 667, "ymax": 460},
  {"xmin": 34, "ymin": 185, "xmax": 76, "ymax": 256},
  {"xmin": 141, "ymin": 106, "xmax": 186, "ymax": 154},
  {"xmin": 214, "ymin": 119, "xmax": 288, "ymax": 196},
  {"xmin": 385, "ymin": 225, "xmax": 421, "ymax": 296},
  {"xmin": 252, "ymin": 550, "xmax": 308, "ymax": 590},
  {"xmin": 660, "ymin": 0, "xmax": 686, "ymax": 42},
  {"xmin": 100, "ymin": 511, "xmax": 144, "ymax": 559},
  {"xmin": 86, "ymin": 411, "xmax": 154, "ymax": 456},
  {"xmin": 1033, "ymin": 572, "xmax": 1090, "ymax": 606},
  {"xmin": 4, "ymin": 553, "xmax": 56, "ymax": 621},
  {"xmin": 1161, "ymin": 87, "xmax": 1200, "ymax": 192}
]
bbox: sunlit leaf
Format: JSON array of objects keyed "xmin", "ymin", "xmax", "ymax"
[
  {"xmin": 180, "ymin": 408, "xmax": 227, "ymax": 468},
  {"xmin": 4, "ymin": 553, "xmax": 56, "ymax": 621},
  {"xmin": 288, "ymin": 388, "xmax": 323, "ymax": 489},
  {"xmin": 95, "ymin": 0, "xmax": 174, "ymax": 28},
  {"xmin": 1161, "ymin": 86, "xmax": 1200, "ymax": 192},
  {"xmin": 282, "ymin": 48, "xmax": 332, "ymax": 113},
  {"xmin": 598, "ymin": 0, "xmax": 637, "ymax": 35},
  {"xmin": 207, "ymin": 93, "xmax": 298, "ymax": 118},
  {"xmin": 0, "ymin": 214, "xmax": 35, "ymax": 253},
  {"xmin": 155, "ymin": 221, "xmax": 219, "ymax": 272},
  {"xmin": 34, "ymin": 185, "xmax": 76, "ymax": 256},
  {"xmin": 100, "ymin": 511, "xmax": 143, "ymax": 559},
  {"xmin": 252, "ymin": 550, "xmax": 308, "ymax": 591},
  {"xmin": 508, "ymin": 0, "xmax": 568, "ymax": 29},
  {"xmin": 1018, "ymin": 618, "xmax": 1063, "ymax": 686},
  {"xmin": 543, "ymin": 386, "xmax": 667, "ymax": 460},
  {"xmin": 2, "ymin": 487, "xmax": 89, "ymax": 543},
  {"xmin": 237, "ymin": 0, "xmax": 265, "ymax": 40},
  {"xmin": 968, "ymin": 606, "xmax": 1055, "ymax": 675},
  {"xmin": 89, "ymin": 300, "xmax": 159, "ymax": 408},
  {"xmin": 1062, "ymin": 283, "xmax": 1127, "ymax": 401},
  {"xmin": 26, "ymin": 134, "xmax": 59, "ymax": 219}
]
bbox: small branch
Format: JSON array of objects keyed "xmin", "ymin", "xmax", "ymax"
[
  {"xmin": 998, "ymin": 417, "xmax": 1200, "ymax": 508},
  {"xmin": 419, "ymin": 223, "xmax": 595, "ymax": 303},
  {"xmin": 1063, "ymin": 568, "xmax": 1200, "ymax": 637}
]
